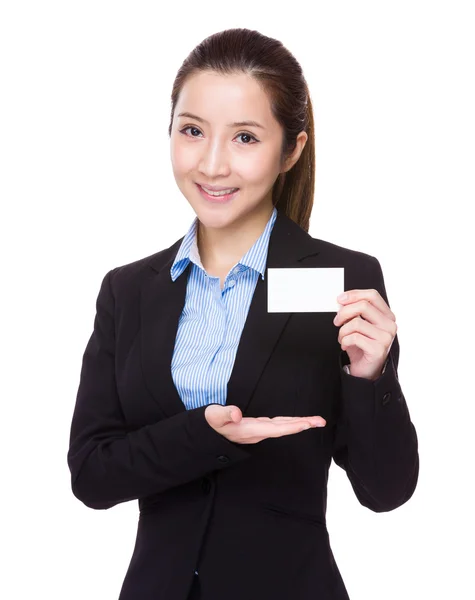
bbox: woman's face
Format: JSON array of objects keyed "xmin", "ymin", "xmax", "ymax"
[{"xmin": 170, "ymin": 71, "xmax": 298, "ymax": 231}]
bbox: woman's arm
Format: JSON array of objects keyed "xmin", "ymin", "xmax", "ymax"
[
  {"xmin": 332, "ymin": 256, "xmax": 419, "ymax": 512},
  {"xmin": 67, "ymin": 269, "xmax": 252, "ymax": 510}
]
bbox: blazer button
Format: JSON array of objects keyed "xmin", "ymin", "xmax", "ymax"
[
  {"xmin": 217, "ymin": 455, "xmax": 229, "ymax": 463},
  {"xmin": 201, "ymin": 478, "xmax": 211, "ymax": 494},
  {"xmin": 382, "ymin": 392, "xmax": 391, "ymax": 406}
]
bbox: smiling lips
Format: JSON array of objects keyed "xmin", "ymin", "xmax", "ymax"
[
  {"xmin": 198, "ymin": 184, "xmax": 239, "ymax": 196},
  {"xmin": 196, "ymin": 183, "xmax": 240, "ymax": 203}
]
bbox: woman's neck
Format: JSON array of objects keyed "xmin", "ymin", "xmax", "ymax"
[{"xmin": 197, "ymin": 204, "xmax": 274, "ymax": 273}]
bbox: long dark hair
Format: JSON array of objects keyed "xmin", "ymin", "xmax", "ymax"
[{"xmin": 167, "ymin": 28, "xmax": 315, "ymax": 232}]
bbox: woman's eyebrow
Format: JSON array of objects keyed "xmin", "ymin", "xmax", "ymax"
[{"xmin": 177, "ymin": 111, "xmax": 265, "ymax": 129}]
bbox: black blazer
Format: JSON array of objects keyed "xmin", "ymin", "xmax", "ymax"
[{"xmin": 67, "ymin": 209, "xmax": 419, "ymax": 600}]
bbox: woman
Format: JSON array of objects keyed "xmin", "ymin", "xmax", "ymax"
[{"xmin": 67, "ymin": 28, "xmax": 419, "ymax": 600}]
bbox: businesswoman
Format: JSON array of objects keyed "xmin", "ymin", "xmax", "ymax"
[{"xmin": 67, "ymin": 28, "xmax": 419, "ymax": 600}]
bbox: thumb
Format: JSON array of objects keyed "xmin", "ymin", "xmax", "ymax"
[
  {"xmin": 225, "ymin": 405, "xmax": 242, "ymax": 425},
  {"xmin": 205, "ymin": 404, "xmax": 241, "ymax": 429},
  {"xmin": 228, "ymin": 407, "xmax": 238, "ymax": 423}
]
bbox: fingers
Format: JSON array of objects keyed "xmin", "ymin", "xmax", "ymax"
[
  {"xmin": 272, "ymin": 416, "xmax": 326, "ymax": 426},
  {"xmin": 252, "ymin": 416, "xmax": 327, "ymax": 436},
  {"xmin": 254, "ymin": 416, "xmax": 295, "ymax": 422},
  {"xmin": 271, "ymin": 416, "xmax": 322, "ymax": 422},
  {"xmin": 261, "ymin": 420, "xmax": 325, "ymax": 439},
  {"xmin": 255, "ymin": 416, "xmax": 324, "ymax": 422},
  {"xmin": 215, "ymin": 411, "xmax": 327, "ymax": 445}
]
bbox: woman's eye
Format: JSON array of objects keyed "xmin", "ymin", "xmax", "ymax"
[
  {"xmin": 236, "ymin": 133, "xmax": 258, "ymax": 144},
  {"xmin": 179, "ymin": 126, "xmax": 258, "ymax": 145},
  {"xmin": 181, "ymin": 126, "xmax": 202, "ymax": 138}
]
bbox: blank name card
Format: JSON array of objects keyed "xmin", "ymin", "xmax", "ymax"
[{"xmin": 267, "ymin": 268, "xmax": 344, "ymax": 313}]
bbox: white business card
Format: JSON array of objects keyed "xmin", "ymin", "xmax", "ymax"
[{"xmin": 267, "ymin": 267, "xmax": 344, "ymax": 313}]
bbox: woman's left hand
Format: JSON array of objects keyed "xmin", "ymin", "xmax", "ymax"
[{"xmin": 333, "ymin": 289, "xmax": 397, "ymax": 381}]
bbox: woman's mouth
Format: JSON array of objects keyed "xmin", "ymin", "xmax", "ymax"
[{"xmin": 196, "ymin": 183, "xmax": 240, "ymax": 203}]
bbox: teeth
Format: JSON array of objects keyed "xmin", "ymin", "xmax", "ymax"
[{"xmin": 201, "ymin": 186, "xmax": 238, "ymax": 197}]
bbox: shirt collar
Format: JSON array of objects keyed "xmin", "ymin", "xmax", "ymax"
[{"xmin": 170, "ymin": 207, "xmax": 278, "ymax": 282}]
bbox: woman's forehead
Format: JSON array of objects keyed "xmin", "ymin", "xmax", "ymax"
[{"xmin": 176, "ymin": 73, "xmax": 274, "ymax": 127}]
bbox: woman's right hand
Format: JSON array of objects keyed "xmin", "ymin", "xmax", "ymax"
[{"xmin": 204, "ymin": 404, "xmax": 326, "ymax": 444}]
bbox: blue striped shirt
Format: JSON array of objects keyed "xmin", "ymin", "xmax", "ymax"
[{"xmin": 170, "ymin": 207, "xmax": 278, "ymax": 412}]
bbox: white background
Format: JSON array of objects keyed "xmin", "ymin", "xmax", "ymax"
[{"xmin": 1, "ymin": 1, "xmax": 474, "ymax": 598}]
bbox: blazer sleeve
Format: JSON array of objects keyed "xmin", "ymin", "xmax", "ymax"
[
  {"xmin": 67, "ymin": 269, "xmax": 252, "ymax": 510},
  {"xmin": 332, "ymin": 256, "xmax": 419, "ymax": 512}
]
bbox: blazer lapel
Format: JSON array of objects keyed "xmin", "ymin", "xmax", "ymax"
[{"xmin": 141, "ymin": 209, "xmax": 322, "ymax": 418}]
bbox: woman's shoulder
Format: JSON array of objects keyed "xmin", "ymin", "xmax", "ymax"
[
  {"xmin": 106, "ymin": 235, "xmax": 185, "ymax": 296},
  {"xmin": 308, "ymin": 234, "xmax": 379, "ymax": 268}
]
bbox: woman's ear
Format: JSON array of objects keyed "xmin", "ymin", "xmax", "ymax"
[{"xmin": 281, "ymin": 130, "xmax": 308, "ymax": 173}]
